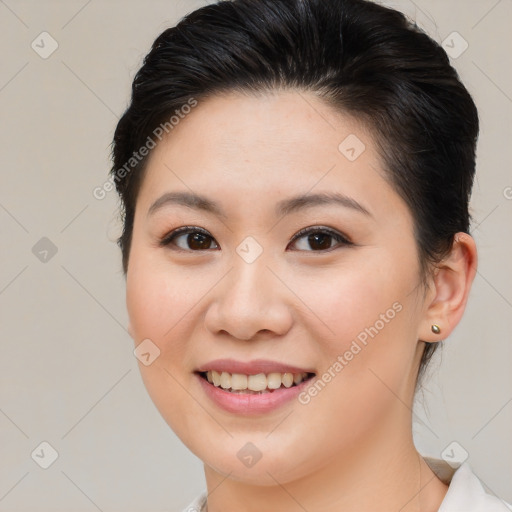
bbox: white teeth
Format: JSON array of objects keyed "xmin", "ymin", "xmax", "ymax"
[
  {"xmin": 231, "ymin": 373, "xmax": 248, "ymax": 390},
  {"xmin": 248, "ymin": 373, "xmax": 267, "ymax": 391},
  {"xmin": 220, "ymin": 372, "xmax": 231, "ymax": 389},
  {"xmin": 267, "ymin": 373, "xmax": 282, "ymax": 389},
  {"xmin": 282, "ymin": 373, "xmax": 293, "ymax": 388},
  {"xmin": 204, "ymin": 370, "xmax": 311, "ymax": 392}
]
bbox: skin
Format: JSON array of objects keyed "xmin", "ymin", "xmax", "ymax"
[{"xmin": 125, "ymin": 90, "xmax": 477, "ymax": 512}]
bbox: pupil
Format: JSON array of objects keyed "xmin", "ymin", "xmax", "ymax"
[
  {"xmin": 309, "ymin": 233, "xmax": 331, "ymax": 250},
  {"xmin": 189, "ymin": 233, "xmax": 210, "ymax": 250}
]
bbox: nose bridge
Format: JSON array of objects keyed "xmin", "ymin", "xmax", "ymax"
[
  {"xmin": 204, "ymin": 247, "xmax": 292, "ymax": 340},
  {"xmin": 227, "ymin": 253, "xmax": 270, "ymax": 309},
  {"xmin": 226, "ymin": 233, "xmax": 277, "ymax": 305}
]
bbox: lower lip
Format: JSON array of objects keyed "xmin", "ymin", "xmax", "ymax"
[{"xmin": 196, "ymin": 373, "xmax": 313, "ymax": 415}]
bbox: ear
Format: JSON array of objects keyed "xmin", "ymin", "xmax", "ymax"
[{"xmin": 419, "ymin": 232, "xmax": 478, "ymax": 342}]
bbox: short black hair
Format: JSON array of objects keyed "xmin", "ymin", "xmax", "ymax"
[{"xmin": 110, "ymin": 0, "xmax": 479, "ymax": 386}]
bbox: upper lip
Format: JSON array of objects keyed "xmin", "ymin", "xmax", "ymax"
[{"xmin": 196, "ymin": 358, "xmax": 315, "ymax": 375}]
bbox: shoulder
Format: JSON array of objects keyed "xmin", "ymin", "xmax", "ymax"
[
  {"xmin": 181, "ymin": 491, "xmax": 207, "ymax": 512},
  {"xmin": 424, "ymin": 457, "xmax": 512, "ymax": 512}
]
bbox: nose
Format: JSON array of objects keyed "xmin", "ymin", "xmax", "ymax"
[{"xmin": 203, "ymin": 256, "xmax": 293, "ymax": 341}]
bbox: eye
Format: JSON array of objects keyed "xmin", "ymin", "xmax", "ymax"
[
  {"xmin": 159, "ymin": 225, "xmax": 351, "ymax": 252},
  {"xmin": 160, "ymin": 226, "xmax": 219, "ymax": 251},
  {"xmin": 288, "ymin": 226, "xmax": 352, "ymax": 252}
]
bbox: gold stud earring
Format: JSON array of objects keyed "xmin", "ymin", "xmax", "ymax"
[{"xmin": 431, "ymin": 324, "xmax": 441, "ymax": 335}]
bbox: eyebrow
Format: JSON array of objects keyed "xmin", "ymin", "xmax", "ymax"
[
  {"xmin": 276, "ymin": 192, "xmax": 372, "ymax": 217},
  {"xmin": 147, "ymin": 191, "xmax": 227, "ymax": 219},
  {"xmin": 147, "ymin": 191, "xmax": 371, "ymax": 219}
]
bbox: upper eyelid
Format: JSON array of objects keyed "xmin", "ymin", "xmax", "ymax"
[
  {"xmin": 158, "ymin": 226, "xmax": 212, "ymax": 247},
  {"xmin": 290, "ymin": 225, "xmax": 350, "ymax": 240}
]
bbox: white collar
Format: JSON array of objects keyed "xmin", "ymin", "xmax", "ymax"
[{"xmin": 424, "ymin": 457, "xmax": 511, "ymax": 511}]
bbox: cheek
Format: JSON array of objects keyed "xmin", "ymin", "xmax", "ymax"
[
  {"xmin": 127, "ymin": 247, "xmax": 185, "ymax": 331},
  {"xmin": 291, "ymin": 253, "xmax": 416, "ymax": 351},
  {"xmin": 125, "ymin": 254, "xmax": 207, "ymax": 440},
  {"xmin": 126, "ymin": 252, "xmax": 203, "ymax": 363},
  {"xmin": 291, "ymin": 251, "xmax": 420, "ymax": 409}
]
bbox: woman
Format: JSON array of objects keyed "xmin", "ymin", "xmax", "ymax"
[{"xmin": 110, "ymin": 0, "xmax": 510, "ymax": 510}]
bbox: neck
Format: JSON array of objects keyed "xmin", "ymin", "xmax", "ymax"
[{"xmin": 203, "ymin": 409, "xmax": 448, "ymax": 512}]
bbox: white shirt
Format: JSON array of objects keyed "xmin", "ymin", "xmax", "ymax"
[{"xmin": 182, "ymin": 458, "xmax": 511, "ymax": 511}]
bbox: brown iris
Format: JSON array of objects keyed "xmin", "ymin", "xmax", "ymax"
[
  {"xmin": 307, "ymin": 233, "xmax": 332, "ymax": 251},
  {"xmin": 187, "ymin": 232, "xmax": 214, "ymax": 250}
]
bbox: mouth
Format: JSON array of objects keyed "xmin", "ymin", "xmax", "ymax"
[
  {"xmin": 195, "ymin": 359, "xmax": 317, "ymax": 414},
  {"xmin": 197, "ymin": 370, "xmax": 316, "ymax": 394}
]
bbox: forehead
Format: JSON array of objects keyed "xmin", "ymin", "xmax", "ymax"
[
  {"xmin": 156, "ymin": 90, "xmax": 368, "ymax": 164},
  {"xmin": 137, "ymin": 90, "xmax": 408, "ymax": 224}
]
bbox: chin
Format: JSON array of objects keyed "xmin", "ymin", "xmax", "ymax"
[{"xmin": 188, "ymin": 431, "xmax": 316, "ymax": 486}]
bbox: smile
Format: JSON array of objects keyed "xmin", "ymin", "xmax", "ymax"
[
  {"xmin": 200, "ymin": 370, "xmax": 314, "ymax": 393},
  {"xmin": 195, "ymin": 359, "xmax": 316, "ymax": 414}
]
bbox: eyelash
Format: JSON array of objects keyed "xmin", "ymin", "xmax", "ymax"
[{"xmin": 159, "ymin": 225, "xmax": 353, "ymax": 252}]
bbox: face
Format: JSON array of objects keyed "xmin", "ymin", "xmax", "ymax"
[{"xmin": 126, "ymin": 91, "xmax": 429, "ymax": 484}]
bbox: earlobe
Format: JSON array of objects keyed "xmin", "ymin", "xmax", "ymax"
[
  {"xmin": 420, "ymin": 232, "xmax": 478, "ymax": 342},
  {"xmin": 430, "ymin": 324, "xmax": 441, "ymax": 335}
]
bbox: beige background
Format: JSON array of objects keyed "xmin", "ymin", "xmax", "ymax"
[{"xmin": 0, "ymin": 0, "xmax": 511, "ymax": 510}]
